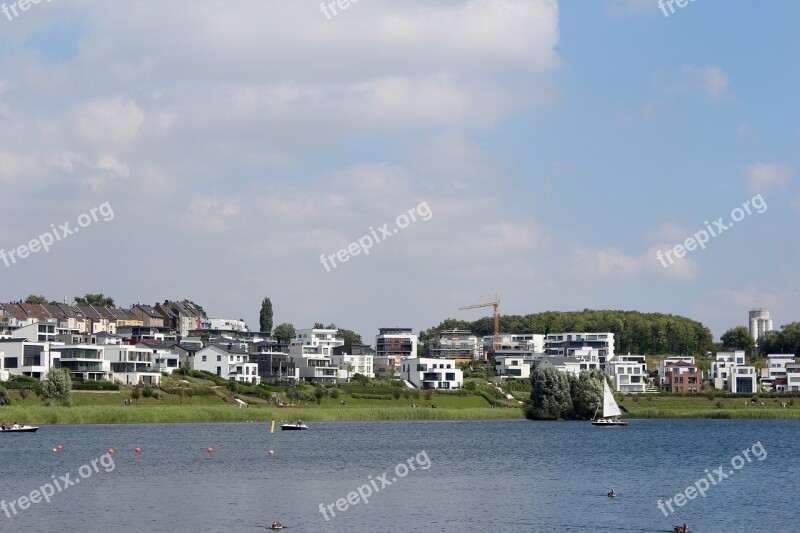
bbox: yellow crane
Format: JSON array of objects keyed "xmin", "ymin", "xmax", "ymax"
[{"xmin": 459, "ymin": 294, "xmax": 501, "ymax": 353}]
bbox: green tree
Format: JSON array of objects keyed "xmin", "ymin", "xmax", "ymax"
[
  {"xmin": 336, "ymin": 328, "xmax": 362, "ymax": 345},
  {"xmin": 526, "ymin": 367, "xmax": 573, "ymax": 420},
  {"xmin": 39, "ymin": 368, "xmax": 73, "ymax": 407},
  {"xmin": 314, "ymin": 322, "xmax": 325, "ymax": 329},
  {"xmin": 24, "ymin": 295, "xmax": 48, "ymax": 304},
  {"xmin": 74, "ymin": 294, "xmax": 114, "ymax": 307},
  {"xmin": 273, "ymin": 323, "xmax": 296, "ymax": 343},
  {"xmin": 720, "ymin": 326, "xmax": 756, "ymax": 356},
  {"xmin": 0, "ymin": 385, "xmax": 9, "ymax": 405},
  {"xmin": 570, "ymin": 370, "xmax": 605, "ymax": 420},
  {"xmin": 259, "ymin": 297, "xmax": 273, "ymax": 334}
]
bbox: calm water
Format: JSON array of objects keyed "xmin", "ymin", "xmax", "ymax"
[{"xmin": 0, "ymin": 419, "xmax": 796, "ymax": 532}]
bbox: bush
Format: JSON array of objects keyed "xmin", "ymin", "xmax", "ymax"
[
  {"xmin": 73, "ymin": 380, "xmax": 120, "ymax": 391},
  {"xmin": 392, "ymin": 389, "xmax": 402, "ymax": 399},
  {"xmin": 131, "ymin": 387, "xmax": 141, "ymax": 400},
  {"xmin": 424, "ymin": 390, "xmax": 432, "ymax": 400},
  {"xmin": 0, "ymin": 385, "xmax": 8, "ymax": 405},
  {"xmin": 142, "ymin": 386, "xmax": 154, "ymax": 398},
  {"xmin": 39, "ymin": 368, "xmax": 73, "ymax": 407},
  {"xmin": 330, "ymin": 388, "xmax": 340, "ymax": 399},
  {"xmin": 412, "ymin": 389, "xmax": 421, "ymax": 399}
]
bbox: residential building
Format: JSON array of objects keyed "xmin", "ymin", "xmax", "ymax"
[
  {"xmin": 786, "ymin": 363, "xmax": 800, "ymax": 392},
  {"xmin": 135, "ymin": 342, "xmax": 180, "ymax": 374},
  {"xmin": 605, "ymin": 355, "xmax": 647, "ymax": 394},
  {"xmin": 131, "ymin": 305, "xmax": 166, "ymax": 328},
  {"xmin": 494, "ymin": 351, "xmax": 534, "ymax": 379},
  {"xmin": 400, "ymin": 357, "xmax": 463, "ymax": 390},
  {"xmin": 290, "ymin": 328, "xmax": 344, "ymax": 357},
  {"xmin": 194, "ymin": 344, "xmax": 260, "ymax": 384},
  {"xmin": 290, "ymin": 354, "xmax": 338, "ymax": 384},
  {"xmin": 483, "ymin": 333, "xmax": 544, "ymax": 354},
  {"xmin": 656, "ymin": 361, "xmax": 701, "ymax": 393},
  {"xmin": 711, "ymin": 350, "xmax": 746, "ymax": 391},
  {"xmin": 57, "ymin": 345, "xmax": 112, "ymax": 381},
  {"xmin": 760, "ymin": 354, "xmax": 795, "ymax": 392},
  {"xmin": 0, "ymin": 338, "xmax": 60, "ymax": 379},
  {"xmin": 729, "ymin": 365, "xmax": 758, "ymax": 394},
  {"xmin": 544, "ymin": 332, "xmax": 615, "ymax": 367},
  {"xmin": 536, "ymin": 356, "xmax": 582, "ymax": 378},
  {"xmin": 376, "ymin": 328, "xmax": 417, "ymax": 359},
  {"xmin": 331, "ymin": 345, "xmax": 374, "ymax": 380},
  {"xmin": 156, "ymin": 301, "xmax": 207, "ymax": 337},
  {"xmin": 429, "ymin": 329, "xmax": 480, "ymax": 360},
  {"xmin": 374, "ymin": 355, "xmax": 401, "ymax": 379},
  {"xmin": 104, "ymin": 344, "xmax": 162, "ymax": 385},
  {"xmin": 249, "ymin": 352, "xmax": 298, "ymax": 384},
  {"xmin": 208, "ymin": 318, "xmax": 248, "ymax": 333}
]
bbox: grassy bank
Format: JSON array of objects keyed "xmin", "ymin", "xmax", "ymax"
[
  {"xmin": 0, "ymin": 405, "xmax": 523, "ymax": 425},
  {"xmin": 618, "ymin": 394, "xmax": 800, "ymax": 419}
]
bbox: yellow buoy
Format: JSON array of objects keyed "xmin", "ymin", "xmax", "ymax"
[{"xmin": 270, "ymin": 420, "xmax": 275, "ymax": 434}]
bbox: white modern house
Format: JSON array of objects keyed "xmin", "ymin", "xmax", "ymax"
[
  {"xmin": 710, "ymin": 350, "xmax": 757, "ymax": 392},
  {"xmin": 400, "ymin": 357, "xmax": 463, "ymax": 390},
  {"xmin": 56, "ymin": 345, "xmax": 112, "ymax": 381},
  {"xmin": 494, "ymin": 352, "xmax": 533, "ymax": 379},
  {"xmin": 544, "ymin": 332, "xmax": 615, "ymax": 367},
  {"xmin": 0, "ymin": 350, "xmax": 8, "ymax": 381},
  {"xmin": 605, "ymin": 355, "xmax": 647, "ymax": 394},
  {"xmin": 657, "ymin": 356, "xmax": 696, "ymax": 378},
  {"xmin": 0, "ymin": 337, "xmax": 61, "ymax": 379},
  {"xmin": 331, "ymin": 353, "xmax": 374, "ymax": 380},
  {"xmin": 291, "ymin": 328, "xmax": 344, "ymax": 356},
  {"xmin": 536, "ymin": 356, "xmax": 582, "ymax": 378},
  {"xmin": 786, "ymin": 363, "xmax": 800, "ymax": 392},
  {"xmin": 208, "ymin": 318, "xmax": 249, "ymax": 332},
  {"xmin": 483, "ymin": 333, "xmax": 544, "ymax": 354},
  {"xmin": 104, "ymin": 344, "xmax": 163, "ymax": 385},
  {"xmin": 194, "ymin": 344, "xmax": 260, "ymax": 384},
  {"xmin": 373, "ymin": 355, "xmax": 400, "ymax": 379},
  {"xmin": 760, "ymin": 354, "xmax": 795, "ymax": 392},
  {"xmin": 290, "ymin": 354, "xmax": 338, "ymax": 384}
]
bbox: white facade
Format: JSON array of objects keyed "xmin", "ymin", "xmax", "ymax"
[
  {"xmin": 373, "ymin": 354, "xmax": 401, "ymax": 379},
  {"xmin": 331, "ymin": 353, "xmax": 374, "ymax": 379},
  {"xmin": 0, "ymin": 350, "xmax": 8, "ymax": 381},
  {"xmin": 208, "ymin": 318, "xmax": 249, "ymax": 332},
  {"xmin": 57, "ymin": 345, "xmax": 112, "ymax": 381},
  {"xmin": 484, "ymin": 333, "xmax": 544, "ymax": 353},
  {"xmin": 400, "ymin": 357, "xmax": 463, "ymax": 390},
  {"xmin": 494, "ymin": 353, "xmax": 533, "ymax": 379},
  {"xmin": 194, "ymin": 345, "xmax": 260, "ymax": 384},
  {"xmin": 104, "ymin": 345, "xmax": 162, "ymax": 385},
  {"xmin": 760, "ymin": 354, "xmax": 794, "ymax": 391},
  {"xmin": 786, "ymin": 363, "xmax": 800, "ymax": 392},
  {"xmin": 0, "ymin": 339, "xmax": 61, "ymax": 379},
  {"xmin": 711, "ymin": 350, "xmax": 749, "ymax": 391},
  {"xmin": 536, "ymin": 356, "xmax": 582, "ymax": 378},
  {"xmin": 544, "ymin": 332, "xmax": 615, "ymax": 367},
  {"xmin": 290, "ymin": 355, "xmax": 338, "ymax": 384},
  {"xmin": 291, "ymin": 328, "xmax": 344, "ymax": 357},
  {"xmin": 729, "ymin": 366, "xmax": 758, "ymax": 394},
  {"xmin": 605, "ymin": 355, "xmax": 647, "ymax": 394},
  {"xmin": 657, "ymin": 356, "xmax": 696, "ymax": 379},
  {"xmin": 429, "ymin": 330, "xmax": 480, "ymax": 360}
]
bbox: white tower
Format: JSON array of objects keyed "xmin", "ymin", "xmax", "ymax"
[{"xmin": 749, "ymin": 308, "xmax": 773, "ymax": 341}]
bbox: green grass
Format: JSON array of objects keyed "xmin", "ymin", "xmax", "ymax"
[{"xmin": 0, "ymin": 405, "xmax": 524, "ymax": 424}]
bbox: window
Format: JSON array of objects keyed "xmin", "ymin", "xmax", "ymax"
[
  {"xmin": 202, "ymin": 355, "xmax": 207, "ymax": 362},
  {"xmin": 217, "ymin": 355, "xmax": 222, "ymax": 361}
]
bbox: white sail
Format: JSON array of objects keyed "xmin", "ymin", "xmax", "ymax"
[{"xmin": 602, "ymin": 381, "xmax": 622, "ymax": 418}]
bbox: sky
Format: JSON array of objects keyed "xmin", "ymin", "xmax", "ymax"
[{"xmin": 1, "ymin": 0, "xmax": 798, "ymax": 343}]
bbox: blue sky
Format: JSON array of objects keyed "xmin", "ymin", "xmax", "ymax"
[{"xmin": 1, "ymin": 0, "xmax": 798, "ymax": 342}]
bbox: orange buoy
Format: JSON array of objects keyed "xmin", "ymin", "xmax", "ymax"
[
  {"xmin": 108, "ymin": 449, "xmax": 115, "ymax": 455},
  {"xmin": 207, "ymin": 447, "xmax": 214, "ymax": 453},
  {"xmin": 135, "ymin": 447, "xmax": 141, "ymax": 453},
  {"xmin": 56, "ymin": 444, "xmax": 63, "ymax": 451}
]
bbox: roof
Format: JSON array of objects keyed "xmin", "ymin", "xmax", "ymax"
[{"xmin": 541, "ymin": 356, "xmax": 580, "ymax": 365}]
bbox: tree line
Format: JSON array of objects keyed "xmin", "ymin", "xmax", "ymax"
[
  {"xmin": 525, "ymin": 366, "xmax": 607, "ymax": 421},
  {"xmin": 421, "ymin": 310, "xmax": 714, "ymax": 356}
]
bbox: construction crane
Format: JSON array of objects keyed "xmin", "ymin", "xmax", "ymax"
[{"xmin": 459, "ymin": 295, "xmax": 501, "ymax": 354}]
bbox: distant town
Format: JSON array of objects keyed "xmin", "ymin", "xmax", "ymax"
[{"xmin": 0, "ymin": 300, "xmax": 796, "ymax": 395}]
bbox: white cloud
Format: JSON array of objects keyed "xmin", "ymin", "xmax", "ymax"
[
  {"xmin": 745, "ymin": 162, "xmax": 792, "ymax": 193},
  {"xmin": 74, "ymin": 98, "xmax": 144, "ymax": 145}
]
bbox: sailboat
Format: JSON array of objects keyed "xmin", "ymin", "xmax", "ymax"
[{"xmin": 592, "ymin": 380, "xmax": 629, "ymax": 427}]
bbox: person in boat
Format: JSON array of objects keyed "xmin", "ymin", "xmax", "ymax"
[
  {"xmin": 11, "ymin": 422, "xmax": 20, "ymax": 430},
  {"xmin": 271, "ymin": 521, "xmax": 282, "ymax": 529},
  {"xmin": 674, "ymin": 523, "xmax": 688, "ymax": 533},
  {"xmin": 607, "ymin": 489, "xmax": 616, "ymax": 498}
]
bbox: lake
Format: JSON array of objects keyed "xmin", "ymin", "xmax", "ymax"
[{"xmin": 0, "ymin": 419, "xmax": 795, "ymax": 532}]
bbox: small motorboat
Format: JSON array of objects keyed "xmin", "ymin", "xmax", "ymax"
[
  {"xmin": 271, "ymin": 521, "xmax": 283, "ymax": 530},
  {"xmin": 280, "ymin": 421, "xmax": 308, "ymax": 431},
  {"xmin": 0, "ymin": 425, "xmax": 38, "ymax": 433}
]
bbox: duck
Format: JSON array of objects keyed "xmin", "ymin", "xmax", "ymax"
[
  {"xmin": 271, "ymin": 522, "xmax": 282, "ymax": 530},
  {"xmin": 674, "ymin": 523, "xmax": 688, "ymax": 533},
  {"xmin": 607, "ymin": 489, "xmax": 616, "ymax": 498}
]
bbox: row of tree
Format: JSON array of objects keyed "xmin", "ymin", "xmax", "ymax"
[
  {"xmin": 22, "ymin": 293, "xmax": 116, "ymax": 307},
  {"xmin": 421, "ymin": 310, "xmax": 715, "ymax": 356},
  {"xmin": 525, "ymin": 367, "xmax": 607, "ymax": 421}
]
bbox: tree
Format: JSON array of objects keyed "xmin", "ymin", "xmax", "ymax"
[
  {"xmin": 74, "ymin": 294, "xmax": 114, "ymax": 307},
  {"xmin": 24, "ymin": 295, "xmax": 48, "ymax": 304},
  {"xmin": 314, "ymin": 322, "xmax": 325, "ymax": 329},
  {"xmin": 184, "ymin": 300, "xmax": 207, "ymax": 318},
  {"xmin": 39, "ymin": 368, "xmax": 73, "ymax": 407},
  {"xmin": 259, "ymin": 297, "xmax": 273, "ymax": 334},
  {"xmin": 0, "ymin": 385, "xmax": 9, "ymax": 405},
  {"xmin": 526, "ymin": 367, "xmax": 573, "ymax": 420},
  {"xmin": 336, "ymin": 328, "xmax": 362, "ymax": 345},
  {"xmin": 720, "ymin": 326, "xmax": 756, "ymax": 356},
  {"xmin": 570, "ymin": 370, "xmax": 605, "ymax": 420},
  {"xmin": 273, "ymin": 323, "xmax": 296, "ymax": 343}
]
